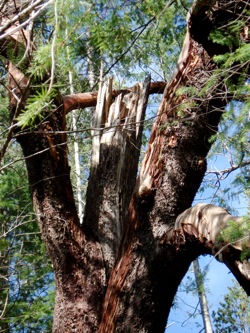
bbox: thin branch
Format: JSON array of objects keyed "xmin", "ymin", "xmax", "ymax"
[
  {"xmin": 0, "ymin": 141, "xmax": 66, "ymax": 173},
  {"xmin": 179, "ymin": 0, "xmax": 189, "ymax": 12},
  {"xmin": 90, "ymin": 16, "xmax": 155, "ymax": 90},
  {"xmin": 0, "ymin": 0, "xmax": 8, "ymax": 13},
  {"xmin": 0, "ymin": 289, "xmax": 9, "ymax": 320},
  {"xmin": 0, "ymin": 0, "xmax": 44, "ymax": 35},
  {"xmin": 0, "ymin": 124, "xmax": 16, "ymax": 163},
  {"xmin": 207, "ymin": 159, "xmax": 250, "ymax": 177}
]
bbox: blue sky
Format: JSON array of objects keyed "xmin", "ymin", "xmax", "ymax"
[{"xmin": 166, "ymin": 256, "xmax": 235, "ymax": 333}]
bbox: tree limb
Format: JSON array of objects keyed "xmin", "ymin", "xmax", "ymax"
[
  {"xmin": 168, "ymin": 204, "xmax": 250, "ymax": 295},
  {"xmin": 63, "ymin": 81, "xmax": 166, "ymax": 113}
]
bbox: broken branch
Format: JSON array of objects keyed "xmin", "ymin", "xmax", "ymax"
[{"xmin": 63, "ymin": 81, "xmax": 166, "ymax": 113}]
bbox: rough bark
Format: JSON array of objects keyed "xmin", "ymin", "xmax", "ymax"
[
  {"xmin": 16, "ymin": 103, "xmax": 107, "ymax": 333},
  {"xmin": 1, "ymin": 1, "xmax": 250, "ymax": 333}
]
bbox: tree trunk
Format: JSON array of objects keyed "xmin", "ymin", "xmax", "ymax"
[
  {"xmin": 193, "ymin": 258, "xmax": 213, "ymax": 333},
  {"xmin": 0, "ymin": 238, "xmax": 10, "ymax": 333},
  {"xmin": 16, "ymin": 104, "xmax": 107, "ymax": 332},
  {"xmin": 2, "ymin": 1, "xmax": 250, "ymax": 332}
]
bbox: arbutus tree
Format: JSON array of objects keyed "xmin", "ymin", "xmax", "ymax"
[{"xmin": 0, "ymin": 0, "xmax": 250, "ymax": 332}]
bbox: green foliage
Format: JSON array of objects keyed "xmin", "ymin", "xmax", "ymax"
[
  {"xmin": 17, "ymin": 88, "xmax": 56, "ymax": 128},
  {"xmin": 5, "ymin": 41, "xmax": 28, "ymax": 72},
  {"xmin": 0, "ymin": 156, "xmax": 55, "ymax": 332},
  {"xmin": 28, "ymin": 45, "xmax": 52, "ymax": 81},
  {"xmin": 219, "ymin": 218, "xmax": 246, "ymax": 243},
  {"xmin": 219, "ymin": 216, "xmax": 249, "ymax": 241},
  {"xmin": 198, "ymin": 69, "xmax": 250, "ymax": 208},
  {"xmin": 176, "ymin": 86, "xmax": 198, "ymax": 97},
  {"xmin": 214, "ymin": 43, "xmax": 250, "ymax": 68},
  {"xmin": 209, "ymin": 17, "xmax": 245, "ymax": 49},
  {"xmin": 60, "ymin": 0, "xmax": 189, "ymax": 82},
  {"xmin": 217, "ymin": 216, "xmax": 250, "ymax": 260},
  {"xmin": 209, "ymin": 16, "xmax": 250, "ymax": 99},
  {"xmin": 212, "ymin": 280, "xmax": 250, "ymax": 333}
]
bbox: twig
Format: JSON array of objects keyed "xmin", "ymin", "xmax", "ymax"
[
  {"xmin": 207, "ymin": 159, "xmax": 250, "ymax": 177},
  {"xmin": 0, "ymin": 0, "xmax": 53, "ymax": 40}
]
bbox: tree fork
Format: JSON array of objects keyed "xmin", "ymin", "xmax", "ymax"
[{"xmin": 2, "ymin": 1, "xmax": 250, "ymax": 332}]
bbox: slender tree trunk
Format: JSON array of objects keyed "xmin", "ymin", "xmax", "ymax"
[
  {"xmin": 86, "ymin": 30, "xmax": 97, "ymax": 89},
  {"xmin": 0, "ymin": 240, "xmax": 10, "ymax": 333},
  {"xmin": 193, "ymin": 259, "xmax": 213, "ymax": 333}
]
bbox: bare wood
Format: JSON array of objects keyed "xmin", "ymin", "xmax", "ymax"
[{"xmin": 84, "ymin": 77, "xmax": 151, "ymax": 275}]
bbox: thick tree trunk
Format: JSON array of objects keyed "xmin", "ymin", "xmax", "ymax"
[
  {"xmin": 16, "ymin": 103, "xmax": 106, "ymax": 332},
  {"xmin": 15, "ymin": 77, "xmax": 151, "ymax": 332},
  {"xmin": 2, "ymin": 1, "xmax": 250, "ymax": 333},
  {"xmin": 98, "ymin": 2, "xmax": 250, "ymax": 331}
]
